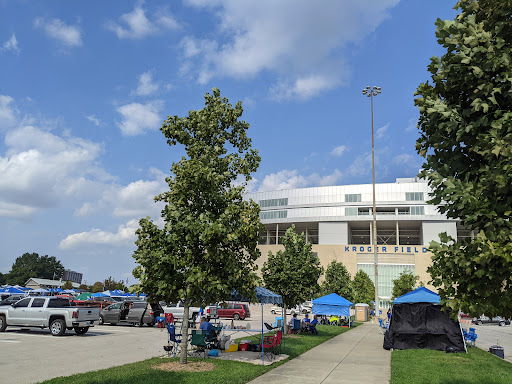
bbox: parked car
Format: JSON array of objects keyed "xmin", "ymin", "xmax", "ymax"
[
  {"xmin": 99, "ymin": 301, "xmax": 162, "ymax": 326},
  {"xmin": 205, "ymin": 304, "xmax": 218, "ymax": 318},
  {"xmin": 0, "ymin": 296, "xmax": 100, "ymax": 336},
  {"xmin": 270, "ymin": 305, "xmax": 300, "ymax": 315},
  {"xmin": 472, "ymin": 315, "xmax": 511, "ymax": 326},
  {"xmin": 300, "ymin": 301, "xmax": 313, "ymax": 314},
  {"xmin": 217, "ymin": 302, "xmax": 250, "ymax": 320},
  {"xmin": 0, "ymin": 295, "xmax": 25, "ymax": 306},
  {"xmin": 162, "ymin": 302, "xmax": 201, "ymax": 322}
]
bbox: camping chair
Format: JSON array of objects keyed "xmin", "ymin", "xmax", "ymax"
[
  {"xmin": 289, "ymin": 318, "xmax": 301, "ymax": 334},
  {"xmin": 464, "ymin": 327, "xmax": 478, "ymax": 347},
  {"xmin": 164, "ymin": 313, "xmax": 174, "ymax": 325},
  {"xmin": 164, "ymin": 324, "xmax": 182, "ymax": 357},
  {"xmin": 273, "ymin": 317, "xmax": 284, "ymax": 329},
  {"xmin": 378, "ymin": 318, "xmax": 389, "ymax": 334},
  {"xmin": 262, "ymin": 331, "xmax": 283, "ymax": 361},
  {"xmin": 205, "ymin": 326, "xmax": 222, "ymax": 350},
  {"xmin": 189, "ymin": 329, "xmax": 208, "ymax": 358}
]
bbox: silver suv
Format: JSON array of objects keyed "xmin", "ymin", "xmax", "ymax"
[{"xmin": 99, "ymin": 301, "xmax": 162, "ymax": 326}]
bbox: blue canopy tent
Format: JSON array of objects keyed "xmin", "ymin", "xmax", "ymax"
[
  {"xmin": 313, "ymin": 293, "xmax": 353, "ymax": 324},
  {"xmin": 229, "ymin": 286, "xmax": 282, "ymax": 365},
  {"xmin": 91, "ymin": 292, "xmax": 109, "ymax": 298},
  {"xmin": 0, "ymin": 286, "xmax": 26, "ymax": 295},
  {"xmin": 393, "ymin": 287, "xmax": 440, "ymax": 304}
]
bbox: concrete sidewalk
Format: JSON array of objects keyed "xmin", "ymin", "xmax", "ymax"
[{"xmin": 248, "ymin": 322, "xmax": 390, "ymax": 384}]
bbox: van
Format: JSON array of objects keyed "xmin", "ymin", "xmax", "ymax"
[{"xmin": 217, "ymin": 303, "xmax": 250, "ymax": 320}]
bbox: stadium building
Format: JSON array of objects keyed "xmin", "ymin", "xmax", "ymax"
[{"xmin": 247, "ymin": 177, "xmax": 473, "ymax": 308}]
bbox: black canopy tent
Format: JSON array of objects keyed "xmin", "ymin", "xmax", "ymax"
[{"xmin": 383, "ymin": 288, "xmax": 465, "ymax": 352}]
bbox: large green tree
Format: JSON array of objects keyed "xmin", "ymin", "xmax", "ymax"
[
  {"xmin": 391, "ymin": 270, "xmax": 422, "ymax": 300},
  {"xmin": 352, "ymin": 270, "xmax": 375, "ymax": 305},
  {"xmin": 91, "ymin": 281, "xmax": 104, "ymax": 293},
  {"xmin": 262, "ymin": 225, "xmax": 324, "ymax": 332},
  {"xmin": 0, "ymin": 272, "xmax": 6, "ymax": 285},
  {"xmin": 7, "ymin": 252, "xmax": 64, "ymax": 286},
  {"xmin": 415, "ymin": 0, "xmax": 512, "ymax": 317},
  {"xmin": 321, "ymin": 260, "xmax": 353, "ymax": 302},
  {"xmin": 103, "ymin": 276, "xmax": 127, "ymax": 291},
  {"xmin": 133, "ymin": 88, "xmax": 262, "ymax": 364}
]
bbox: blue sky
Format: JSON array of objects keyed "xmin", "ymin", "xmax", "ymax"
[{"xmin": 0, "ymin": 0, "xmax": 458, "ymax": 285}]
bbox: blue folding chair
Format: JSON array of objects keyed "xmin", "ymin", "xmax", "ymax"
[
  {"xmin": 464, "ymin": 327, "xmax": 477, "ymax": 347},
  {"xmin": 164, "ymin": 324, "xmax": 182, "ymax": 357}
]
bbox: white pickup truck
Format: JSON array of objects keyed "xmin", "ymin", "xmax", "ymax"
[
  {"xmin": 0, "ymin": 296, "xmax": 100, "ymax": 336},
  {"xmin": 163, "ymin": 302, "xmax": 202, "ymax": 322}
]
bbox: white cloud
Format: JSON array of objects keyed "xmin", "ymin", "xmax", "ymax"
[
  {"xmin": 107, "ymin": 4, "xmax": 179, "ymax": 39},
  {"xmin": 0, "ymin": 124, "xmax": 109, "ymax": 218},
  {"xmin": 86, "ymin": 115, "xmax": 102, "ymax": 126},
  {"xmin": 134, "ymin": 71, "xmax": 159, "ymax": 96},
  {"xmin": 75, "ymin": 168, "xmax": 167, "ymax": 218},
  {"xmin": 270, "ymin": 74, "xmax": 339, "ymax": 101},
  {"xmin": 1, "ymin": 33, "xmax": 20, "ymax": 54},
  {"xmin": 0, "ymin": 95, "xmax": 18, "ymax": 130},
  {"xmin": 59, "ymin": 219, "xmax": 139, "ymax": 249},
  {"xmin": 347, "ymin": 152, "xmax": 372, "ymax": 177},
  {"xmin": 257, "ymin": 169, "xmax": 342, "ymax": 192},
  {"xmin": 34, "ymin": 18, "xmax": 82, "ymax": 47},
  {"xmin": 330, "ymin": 145, "xmax": 348, "ymax": 157},
  {"xmin": 181, "ymin": 0, "xmax": 399, "ymax": 99},
  {"xmin": 406, "ymin": 117, "xmax": 417, "ymax": 132},
  {"xmin": 376, "ymin": 122, "xmax": 390, "ymax": 139},
  {"xmin": 116, "ymin": 101, "xmax": 163, "ymax": 135}
]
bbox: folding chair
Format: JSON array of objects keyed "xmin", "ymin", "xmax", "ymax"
[
  {"xmin": 465, "ymin": 327, "xmax": 478, "ymax": 347},
  {"xmin": 289, "ymin": 318, "xmax": 301, "ymax": 334},
  {"xmin": 189, "ymin": 329, "xmax": 208, "ymax": 358},
  {"xmin": 262, "ymin": 331, "xmax": 283, "ymax": 361},
  {"xmin": 205, "ymin": 326, "xmax": 222, "ymax": 350},
  {"xmin": 164, "ymin": 324, "xmax": 182, "ymax": 357}
]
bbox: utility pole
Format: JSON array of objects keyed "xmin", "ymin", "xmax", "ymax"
[{"xmin": 362, "ymin": 85, "xmax": 382, "ymax": 320}]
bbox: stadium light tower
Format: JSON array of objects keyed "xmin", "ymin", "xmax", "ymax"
[{"xmin": 362, "ymin": 85, "xmax": 381, "ymax": 320}]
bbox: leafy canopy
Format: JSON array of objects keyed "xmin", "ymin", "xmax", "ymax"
[
  {"xmin": 132, "ymin": 88, "xmax": 262, "ymax": 363},
  {"xmin": 352, "ymin": 270, "xmax": 375, "ymax": 305},
  {"xmin": 91, "ymin": 281, "xmax": 104, "ymax": 293},
  {"xmin": 391, "ymin": 270, "xmax": 423, "ymax": 300},
  {"xmin": 321, "ymin": 260, "xmax": 353, "ymax": 302},
  {"xmin": 262, "ymin": 225, "xmax": 324, "ymax": 324},
  {"xmin": 415, "ymin": 0, "xmax": 512, "ymax": 317},
  {"xmin": 6, "ymin": 252, "xmax": 64, "ymax": 286}
]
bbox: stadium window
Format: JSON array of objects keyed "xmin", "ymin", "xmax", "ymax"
[
  {"xmin": 259, "ymin": 198, "xmax": 288, "ymax": 208},
  {"xmin": 406, "ymin": 192, "xmax": 424, "ymax": 201},
  {"xmin": 259, "ymin": 210, "xmax": 288, "ymax": 220},
  {"xmin": 410, "ymin": 206, "xmax": 425, "ymax": 215},
  {"xmin": 345, "ymin": 207, "xmax": 357, "ymax": 216},
  {"xmin": 345, "ymin": 194, "xmax": 361, "ymax": 203}
]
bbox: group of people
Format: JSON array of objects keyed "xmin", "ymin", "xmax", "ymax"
[{"xmin": 288, "ymin": 313, "xmax": 319, "ymax": 335}]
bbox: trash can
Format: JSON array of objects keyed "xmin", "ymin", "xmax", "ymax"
[
  {"xmin": 489, "ymin": 345, "xmax": 504, "ymax": 359},
  {"xmin": 355, "ymin": 303, "xmax": 369, "ymax": 322}
]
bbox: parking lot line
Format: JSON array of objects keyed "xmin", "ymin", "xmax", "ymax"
[{"xmin": 0, "ymin": 339, "xmax": 21, "ymax": 343}]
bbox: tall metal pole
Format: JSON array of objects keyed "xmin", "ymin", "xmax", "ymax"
[{"xmin": 362, "ymin": 85, "xmax": 381, "ymax": 320}]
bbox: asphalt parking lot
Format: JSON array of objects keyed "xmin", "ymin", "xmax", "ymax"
[
  {"xmin": 0, "ymin": 304, "xmax": 279, "ymax": 384},
  {"xmin": 468, "ymin": 323, "xmax": 512, "ymax": 362}
]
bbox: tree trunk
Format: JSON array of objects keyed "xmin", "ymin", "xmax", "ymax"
[{"xmin": 180, "ymin": 304, "xmax": 189, "ymax": 364}]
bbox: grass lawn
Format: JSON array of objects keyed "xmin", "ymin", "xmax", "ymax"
[
  {"xmin": 40, "ymin": 324, "xmax": 356, "ymax": 384},
  {"xmin": 391, "ymin": 347, "xmax": 512, "ymax": 384}
]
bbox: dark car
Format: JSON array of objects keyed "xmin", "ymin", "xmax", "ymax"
[
  {"xmin": 0, "ymin": 295, "xmax": 25, "ymax": 306},
  {"xmin": 99, "ymin": 301, "xmax": 162, "ymax": 326},
  {"xmin": 217, "ymin": 302, "xmax": 250, "ymax": 320},
  {"xmin": 472, "ymin": 316, "xmax": 511, "ymax": 326}
]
